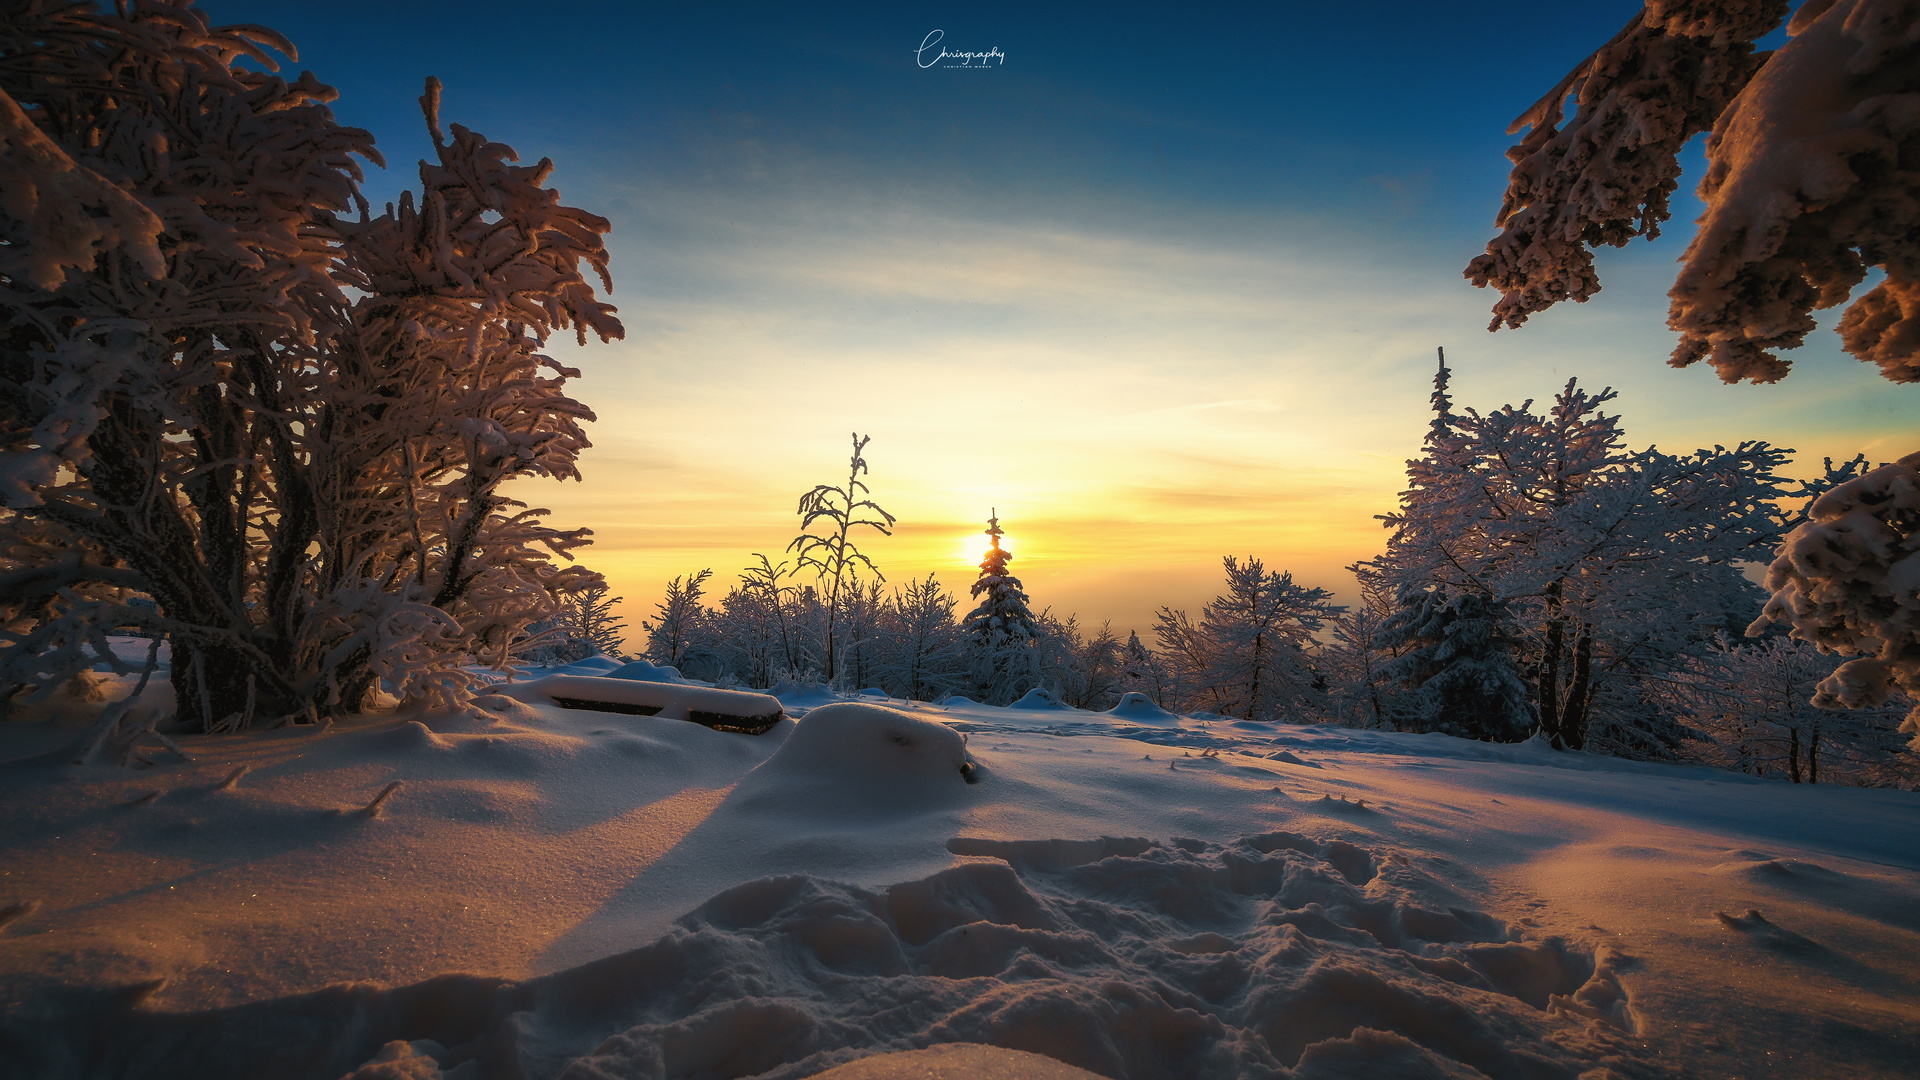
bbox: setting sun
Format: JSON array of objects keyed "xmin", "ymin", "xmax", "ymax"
[{"xmin": 956, "ymin": 530, "xmax": 1015, "ymax": 564}]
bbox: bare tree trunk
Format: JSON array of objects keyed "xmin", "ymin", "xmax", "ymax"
[
  {"xmin": 1563, "ymin": 626, "xmax": 1594, "ymax": 751},
  {"xmin": 1539, "ymin": 615, "xmax": 1564, "ymax": 744},
  {"xmin": 1788, "ymin": 726, "xmax": 1803, "ymax": 783}
]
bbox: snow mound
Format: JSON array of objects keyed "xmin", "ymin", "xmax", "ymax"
[
  {"xmin": 605, "ymin": 660, "xmax": 688, "ymax": 683},
  {"xmin": 733, "ymin": 704, "xmax": 978, "ymax": 816},
  {"xmin": 936, "ymin": 695, "xmax": 979, "ymax": 707},
  {"xmin": 554, "ymin": 655, "xmax": 622, "ymax": 675},
  {"xmin": 1007, "ymin": 688, "xmax": 1071, "ymax": 710},
  {"xmin": 22, "ymin": 831, "xmax": 1642, "ymax": 1079},
  {"xmin": 1105, "ymin": 692, "xmax": 1180, "ymax": 725},
  {"xmin": 769, "ymin": 682, "xmax": 845, "ymax": 712}
]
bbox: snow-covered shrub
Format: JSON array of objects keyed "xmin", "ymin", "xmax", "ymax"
[
  {"xmin": 0, "ymin": 3, "xmax": 622, "ymax": 725},
  {"xmin": 1034, "ymin": 612, "xmax": 1126, "ymax": 711},
  {"xmin": 875, "ymin": 573, "xmax": 966, "ymax": 702}
]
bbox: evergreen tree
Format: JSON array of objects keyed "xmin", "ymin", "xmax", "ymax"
[
  {"xmin": 1118, "ymin": 630, "xmax": 1175, "ymax": 708},
  {"xmin": 1377, "ymin": 588, "xmax": 1536, "ymax": 742},
  {"xmin": 962, "ymin": 510, "xmax": 1039, "ymax": 704}
]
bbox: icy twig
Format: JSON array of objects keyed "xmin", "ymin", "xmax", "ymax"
[
  {"xmin": 214, "ymin": 765, "xmax": 249, "ymax": 791},
  {"xmin": 72, "ymin": 638, "xmax": 161, "ymax": 766},
  {"xmin": 358, "ymin": 780, "xmax": 402, "ymax": 818},
  {"xmin": 126, "ymin": 790, "xmax": 161, "ymax": 807}
]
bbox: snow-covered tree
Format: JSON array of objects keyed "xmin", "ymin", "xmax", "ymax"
[
  {"xmin": 1665, "ymin": 635, "xmax": 1918, "ymax": 785},
  {"xmin": 788, "ymin": 433, "xmax": 895, "ymax": 684},
  {"xmin": 0, "ymin": 3, "xmax": 622, "ymax": 725},
  {"xmin": 572, "ymin": 583, "xmax": 629, "ymax": 659},
  {"xmin": 1377, "ymin": 588, "xmax": 1536, "ymax": 741},
  {"xmin": 835, "ymin": 576, "xmax": 887, "ymax": 690},
  {"xmin": 1036, "ymin": 613, "xmax": 1126, "ymax": 710},
  {"xmin": 1748, "ymin": 453, "xmax": 1920, "ymax": 747},
  {"xmin": 1469, "ymin": 1, "xmax": 1920, "ymax": 763},
  {"xmin": 876, "ymin": 573, "xmax": 965, "ymax": 701},
  {"xmin": 1322, "ymin": 562, "xmax": 1399, "ymax": 728},
  {"xmin": 642, "ymin": 569, "xmax": 712, "ymax": 670},
  {"xmin": 962, "ymin": 510, "xmax": 1039, "ymax": 705},
  {"xmin": 1117, "ymin": 629, "xmax": 1176, "ymax": 707},
  {"xmin": 1154, "ymin": 556, "xmax": 1342, "ymax": 722},
  {"xmin": 1375, "ymin": 354, "xmax": 1795, "ymax": 748},
  {"xmin": 1467, "ymin": 0, "xmax": 1920, "ymax": 386}
]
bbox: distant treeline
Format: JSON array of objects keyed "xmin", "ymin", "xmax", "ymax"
[{"xmin": 594, "ymin": 372, "xmax": 1917, "ymax": 790}]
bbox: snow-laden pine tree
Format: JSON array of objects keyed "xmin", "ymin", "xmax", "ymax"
[
  {"xmin": 1376, "ymin": 352, "xmax": 1795, "ymax": 750},
  {"xmin": 962, "ymin": 511, "xmax": 1039, "ymax": 705},
  {"xmin": 0, "ymin": 3, "xmax": 622, "ymax": 725},
  {"xmin": 1377, "ymin": 588, "xmax": 1536, "ymax": 741},
  {"xmin": 1154, "ymin": 556, "xmax": 1342, "ymax": 722}
]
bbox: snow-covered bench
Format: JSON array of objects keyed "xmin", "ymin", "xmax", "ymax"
[{"xmin": 497, "ymin": 675, "xmax": 785, "ymax": 735}]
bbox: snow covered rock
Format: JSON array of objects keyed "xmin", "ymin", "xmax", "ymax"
[{"xmin": 731, "ymin": 703, "xmax": 980, "ymax": 815}]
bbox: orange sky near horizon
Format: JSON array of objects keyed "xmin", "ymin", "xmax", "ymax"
[{"xmin": 518, "ymin": 189, "xmax": 1915, "ymax": 646}]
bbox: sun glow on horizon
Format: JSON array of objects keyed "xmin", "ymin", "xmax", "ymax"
[{"xmin": 955, "ymin": 530, "xmax": 1016, "ymax": 565}]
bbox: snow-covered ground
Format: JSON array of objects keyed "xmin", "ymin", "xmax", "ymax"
[{"xmin": 1, "ymin": 664, "xmax": 1916, "ymax": 1080}]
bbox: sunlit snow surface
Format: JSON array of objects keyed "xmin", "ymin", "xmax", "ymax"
[{"xmin": 1, "ymin": 675, "xmax": 1917, "ymax": 1080}]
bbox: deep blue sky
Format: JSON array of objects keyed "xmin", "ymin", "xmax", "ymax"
[{"xmin": 207, "ymin": 1, "xmax": 1907, "ymax": 631}]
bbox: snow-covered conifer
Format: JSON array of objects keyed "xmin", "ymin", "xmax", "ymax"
[
  {"xmin": 1377, "ymin": 589, "xmax": 1536, "ymax": 741},
  {"xmin": 962, "ymin": 511, "xmax": 1040, "ymax": 705}
]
